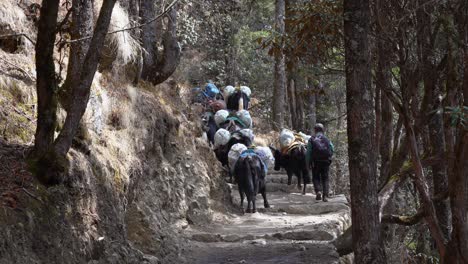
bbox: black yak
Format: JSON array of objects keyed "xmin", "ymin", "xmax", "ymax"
[
  {"xmin": 214, "ymin": 131, "xmax": 253, "ymax": 182},
  {"xmin": 234, "ymin": 153, "xmax": 269, "ymax": 213},
  {"xmin": 270, "ymin": 144, "xmax": 310, "ymax": 195}
]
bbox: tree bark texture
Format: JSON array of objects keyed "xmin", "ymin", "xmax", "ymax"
[
  {"xmin": 445, "ymin": 3, "xmax": 468, "ymax": 261},
  {"xmin": 272, "ymin": 0, "xmax": 286, "ymax": 130},
  {"xmin": 306, "ymin": 78, "xmax": 317, "ymax": 132},
  {"xmin": 294, "ymin": 73, "xmax": 306, "ymax": 131},
  {"xmin": 33, "ymin": 0, "xmax": 60, "ymax": 156},
  {"xmin": 53, "ymin": 0, "xmax": 117, "ymax": 156},
  {"xmin": 402, "ymin": 119, "xmax": 447, "ymax": 257},
  {"xmin": 140, "ymin": 0, "xmax": 157, "ymax": 80},
  {"xmin": 415, "ymin": 0, "xmax": 451, "ymax": 239},
  {"xmin": 374, "ymin": 0, "xmax": 393, "ymax": 184},
  {"xmin": 140, "ymin": 1, "xmax": 180, "ymax": 85},
  {"xmin": 287, "ymin": 77, "xmax": 297, "ymax": 129},
  {"xmin": 62, "ymin": 0, "xmax": 94, "ymax": 111},
  {"xmin": 343, "ymin": 0, "xmax": 386, "ymax": 262},
  {"xmin": 151, "ymin": 8, "xmax": 180, "ymax": 85}
]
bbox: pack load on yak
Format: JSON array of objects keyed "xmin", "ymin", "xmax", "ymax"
[
  {"xmin": 297, "ymin": 131, "xmax": 311, "ymax": 143},
  {"xmin": 202, "ymin": 82, "xmax": 275, "ymax": 188},
  {"xmin": 254, "ymin": 146, "xmax": 275, "ymax": 173},
  {"xmin": 204, "ymin": 83, "xmax": 221, "ymax": 99},
  {"xmin": 214, "ymin": 109, "xmax": 230, "ymax": 127},
  {"xmin": 191, "ymin": 82, "xmax": 223, "ymax": 109},
  {"xmin": 214, "ymin": 109, "xmax": 253, "ymax": 131},
  {"xmin": 279, "ymin": 129, "xmax": 311, "ymax": 154},
  {"xmin": 279, "ymin": 129, "xmax": 295, "ymax": 149},
  {"xmin": 214, "ymin": 128, "xmax": 231, "ymax": 148},
  {"xmin": 223, "ymin": 85, "xmax": 236, "ymax": 100},
  {"xmin": 238, "ymin": 129, "xmax": 255, "ymax": 144},
  {"xmin": 208, "ymin": 99, "xmax": 226, "ymax": 113},
  {"xmin": 228, "ymin": 143, "xmax": 248, "ymax": 173},
  {"xmin": 236, "ymin": 110, "xmax": 253, "ymax": 128}
]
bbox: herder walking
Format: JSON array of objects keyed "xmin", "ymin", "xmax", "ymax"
[{"xmin": 306, "ymin": 123, "xmax": 334, "ymax": 202}]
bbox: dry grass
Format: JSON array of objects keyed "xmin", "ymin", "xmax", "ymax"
[
  {"xmin": 107, "ymin": 3, "xmax": 141, "ymax": 67},
  {"xmin": 0, "ymin": 75, "xmax": 36, "ymax": 144},
  {"xmin": 0, "ymin": 0, "xmax": 35, "ymax": 52},
  {"xmin": 0, "ymin": 1, "xmax": 27, "ymax": 32}
]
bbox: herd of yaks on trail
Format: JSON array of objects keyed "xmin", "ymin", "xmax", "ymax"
[{"xmin": 191, "ymin": 83, "xmax": 313, "ymax": 213}]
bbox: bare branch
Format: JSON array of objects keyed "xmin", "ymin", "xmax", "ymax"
[
  {"xmin": 0, "ymin": 57, "xmax": 35, "ymax": 82},
  {"xmin": 322, "ymin": 112, "xmax": 347, "ymax": 123},
  {"xmin": 0, "ymin": 33, "xmax": 35, "ymax": 45},
  {"xmin": 56, "ymin": 7, "xmax": 73, "ymax": 32},
  {"xmin": 382, "ymin": 209, "xmax": 426, "ymax": 226}
]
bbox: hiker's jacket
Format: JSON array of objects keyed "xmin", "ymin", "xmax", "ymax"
[{"xmin": 306, "ymin": 132, "xmax": 334, "ymax": 166}]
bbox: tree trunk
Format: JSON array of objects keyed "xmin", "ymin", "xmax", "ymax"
[
  {"xmin": 53, "ymin": 0, "xmax": 117, "ymax": 157},
  {"xmin": 287, "ymin": 77, "xmax": 295, "ymax": 128},
  {"xmin": 61, "ymin": 0, "xmax": 94, "ymax": 111},
  {"xmin": 374, "ymin": 0, "xmax": 393, "ymax": 183},
  {"xmin": 415, "ymin": 0, "xmax": 451, "ymax": 240},
  {"xmin": 272, "ymin": 0, "xmax": 286, "ymax": 130},
  {"xmin": 445, "ymin": 128, "xmax": 468, "ymax": 263},
  {"xmin": 343, "ymin": 0, "xmax": 387, "ymax": 262},
  {"xmin": 295, "ymin": 72, "xmax": 306, "ymax": 131},
  {"xmin": 151, "ymin": 7, "xmax": 180, "ymax": 85},
  {"xmin": 333, "ymin": 93, "xmax": 345, "ymax": 194},
  {"xmin": 140, "ymin": 1, "xmax": 180, "ymax": 85},
  {"xmin": 306, "ymin": 78, "xmax": 316, "ymax": 132},
  {"xmin": 403, "ymin": 116, "xmax": 447, "ymax": 257},
  {"xmin": 428, "ymin": 83, "xmax": 451, "ymax": 240},
  {"xmin": 445, "ymin": 3, "xmax": 468, "ymax": 261},
  {"xmin": 33, "ymin": 0, "xmax": 60, "ymax": 157},
  {"xmin": 140, "ymin": 0, "xmax": 157, "ymax": 80}
]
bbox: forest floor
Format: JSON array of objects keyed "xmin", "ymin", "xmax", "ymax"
[{"xmin": 181, "ymin": 171, "xmax": 351, "ymax": 264}]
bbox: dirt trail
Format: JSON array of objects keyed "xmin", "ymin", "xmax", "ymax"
[{"xmin": 182, "ymin": 171, "xmax": 351, "ymax": 264}]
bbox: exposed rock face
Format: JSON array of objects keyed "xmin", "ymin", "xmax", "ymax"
[{"xmin": 0, "ymin": 78, "xmax": 229, "ymax": 263}]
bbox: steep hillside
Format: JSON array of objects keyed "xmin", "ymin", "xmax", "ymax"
[
  {"xmin": 0, "ymin": 2, "xmax": 231, "ymax": 263},
  {"xmin": 0, "ymin": 71, "xmax": 231, "ymax": 264}
]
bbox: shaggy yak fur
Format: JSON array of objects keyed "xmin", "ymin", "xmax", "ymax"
[
  {"xmin": 270, "ymin": 144, "xmax": 310, "ymax": 195},
  {"xmin": 234, "ymin": 154, "xmax": 269, "ymax": 213},
  {"xmin": 214, "ymin": 131, "xmax": 253, "ymax": 182},
  {"xmin": 227, "ymin": 90, "xmax": 250, "ymax": 111}
]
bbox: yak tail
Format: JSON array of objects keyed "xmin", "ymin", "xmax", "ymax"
[
  {"xmin": 239, "ymin": 97, "xmax": 244, "ymax": 111},
  {"xmin": 246, "ymin": 157, "xmax": 256, "ymax": 196}
]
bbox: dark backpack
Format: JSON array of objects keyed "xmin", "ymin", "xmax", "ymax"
[{"xmin": 310, "ymin": 134, "xmax": 332, "ymax": 161}]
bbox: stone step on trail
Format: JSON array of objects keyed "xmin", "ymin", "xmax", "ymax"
[
  {"xmin": 228, "ymin": 188, "xmax": 349, "ymax": 215},
  {"xmin": 266, "ymin": 173, "xmax": 305, "ymax": 184},
  {"xmin": 184, "ymin": 240, "xmax": 342, "ymax": 264},
  {"xmin": 185, "ymin": 170, "xmax": 351, "ymax": 264},
  {"xmin": 227, "ymin": 173, "xmax": 316, "ymax": 193},
  {"xmin": 187, "ymin": 209, "xmax": 349, "ymax": 243},
  {"xmin": 264, "ymin": 182, "xmax": 315, "ymax": 194},
  {"xmin": 187, "ymin": 185, "xmax": 350, "ymax": 243}
]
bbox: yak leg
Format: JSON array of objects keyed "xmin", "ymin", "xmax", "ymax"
[
  {"xmin": 261, "ymin": 186, "xmax": 270, "ymax": 208},
  {"xmin": 297, "ymin": 171, "xmax": 302, "ymax": 190},
  {"xmin": 229, "ymin": 170, "xmax": 234, "ymax": 183},
  {"xmin": 302, "ymin": 167, "xmax": 310, "ymax": 195},
  {"xmin": 251, "ymin": 193, "xmax": 257, "ymax": 213},
  {"xmin": 246, "ymin": 196, "xmax": 252, "ymax": 213},
  {"xmin": 287, "ymin": 170, "xmax": 293, "ymax": 185},
  {"xmin": 238, "ymin": 187, "xmax": 245, "ymax": 213}
]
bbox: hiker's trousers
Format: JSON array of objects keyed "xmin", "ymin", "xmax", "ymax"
[{"xmin": 312, "ymin": 161, "xmax": 331, "ymax": 196}]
